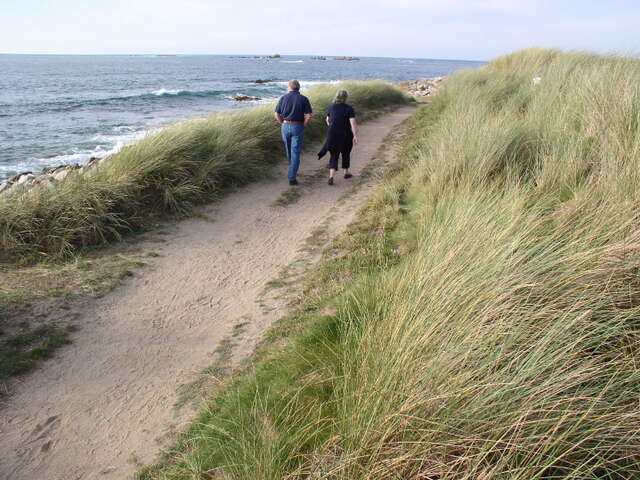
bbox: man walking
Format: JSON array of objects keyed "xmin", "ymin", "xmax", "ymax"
[{"xmin": 274, "ymin": 79, "xmax": 313, "ymax": 185}]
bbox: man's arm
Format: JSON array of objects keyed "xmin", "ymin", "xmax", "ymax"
[
  {"xmin": 350, "ymin": 117, "xmax": 358, "ymax": 144},
  {"xmin": 303, "ymin": 98, "xmax": 313, "ymax": 127},
  {"xmin": 326, "ymin": 116, "xmax": 331, "ymax": 126},
  {"xmin": 274, "ymin": 97, "xmax": 284, "ymax": 123}
]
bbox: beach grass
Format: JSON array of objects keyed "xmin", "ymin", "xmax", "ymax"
[
  {"xmin": 0, "ymin": 80, "xmax": 409, "ymax": 261},
  {"xmin": 137, "ymin": 48, "xmax": 640, "ymax": 479}
]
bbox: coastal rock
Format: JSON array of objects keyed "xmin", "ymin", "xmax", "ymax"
[
  {"xmin": 43, "ymin": 165, "xmax": 71, "ymax": 175},
  {"xmin": 253, "ymin": 79, "xmax": 270, "ymax": 84},
  {"xmin": 334, "ymin": 56, "xmax": 360, "ymax": 61},
  {"xmin": 0, "ymin": 160, "xmax": 99, "ymax": 198},
  {"xmin": 82, "ymin": 157, "xmax": 100, "ymax": 171},
  {"xmin": 53, "ymin": 169, "xmax": 69, "ymax": 181},
  {"xmin": 17, "ymin": 173, "xmax": 36, "ymax": 185},
  {"xmin": 233, "ymin": 95, "xmax": 261, "ymax": 102},
  {"xmin": 0, "ymin": 172, "xmax": 40, "ymax": 195},
  {"xmin": 0, "ymin": 182, "xmax": 11, "ymax": 194},
  {"xmin": 8, "ymin": 172, "xmax": 33, "ymax": 183},
  {"xmin": 311, "ymin": 56, "xmax": 327, "ymax": 61},
  {"xmin": 397, "ymin": 77, "xmax": 444, "ymax": 98},
  {"xmin": 37, "ymin": 176, "xmax": 55, "ymax": 187}
]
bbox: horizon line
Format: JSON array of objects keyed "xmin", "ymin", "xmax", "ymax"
[{"xmin": 0, "ymin": 52, "xmax": 489, "ymax": 63}]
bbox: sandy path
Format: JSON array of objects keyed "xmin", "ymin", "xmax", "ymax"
[{"xmin": 0, "ymin": 105, "xmax": 415, "ymax": 480}]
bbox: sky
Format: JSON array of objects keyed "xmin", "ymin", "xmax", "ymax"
[{"xmin": 1, "ymin": 0, "xmax": 639, "ymax": 61}]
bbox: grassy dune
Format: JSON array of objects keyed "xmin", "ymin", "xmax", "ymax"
[
  {"xmin": 0, "ymin": 81, "xmax": 409, "ymax": 261},
  {"xmin": 139, "ymin": 48, "xmax": 640, "ymax": 479}
]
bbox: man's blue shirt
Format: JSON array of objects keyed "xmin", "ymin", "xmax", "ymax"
[{"xmin": 275, "ymin": 91, "xmax": 312, "ymax": 122}]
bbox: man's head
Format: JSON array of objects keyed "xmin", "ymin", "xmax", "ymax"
[{"xmin": 288, "ymin": 79, "xmax": 301, "ymax": 92}]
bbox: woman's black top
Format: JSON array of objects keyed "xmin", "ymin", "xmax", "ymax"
[{"xmin": 325, "ymin": 103, "xmax": 356, "ymax": 151}]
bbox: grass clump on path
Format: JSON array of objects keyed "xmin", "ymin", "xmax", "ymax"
[
  {"xmin": 0, "ymin": 81, "xmax": 409, "ymax": 262},
  {"xmin": 138, "ymin": 48, "xmax": 640, "ymax": 480},
  {"xmin": 0, "ymin": 324, "xmax": 74, "ymax": 381}
]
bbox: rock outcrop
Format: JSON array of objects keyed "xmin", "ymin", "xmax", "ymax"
[
  {"xmin": 233, "ymin": 95, "xmax": 262, "ymax": 102},
  {"xmin": 0, "ymin": 157, "xmax": 106, "ymax": 197},
  {"xmin": 396, "ymin": 77, "xmax": 444, "ymax": 98}
]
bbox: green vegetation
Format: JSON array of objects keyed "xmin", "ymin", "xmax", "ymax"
[
  {"xmin": 138, "ymin": 49, "xmax": 640, "ymax": 479},
  {"xmin": 0, "ymin": 81, "xmax": 409, "ymax": 262},
  {"xmin": 0, "ymin": 323, "xmax": 75, "ymax": 380},
  {"xmin": 0, "ymin": 251, "xmax": 148, "ymax": 306},
  {"xmin": 272, "ymin": 187, "xmax": 303, "ymax": 207},
  {"xmin": 0, "ymin": 80, "xmax": 407, "ymax": 383},
  {"xmin": 175, "ymin": 318, "xmax": 250, "ymax": 409},
  {"xmin": 0, "ymin": 248, "xmax": 148, "ymax": 382}
]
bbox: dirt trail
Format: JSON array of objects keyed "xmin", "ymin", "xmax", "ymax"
[{"xmin": 0, "ymin": 105, "xmax": 416, "ymax": 480}]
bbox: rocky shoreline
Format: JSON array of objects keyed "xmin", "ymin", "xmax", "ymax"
[
  {"xmin": 396, "ymin": 77, "xmax": 443, "ymax": 97},
  {"xmin": 0, "ymin": 77, "xmax": 443, "ymax": 197},
  {"xmin": 0, "ymin": 156, "xmax": 110, "ymax": 197}
]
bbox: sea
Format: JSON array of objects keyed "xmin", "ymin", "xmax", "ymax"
[{"xmin": 0, "ymin": 54, "xmax": 485, "ymax": 181}]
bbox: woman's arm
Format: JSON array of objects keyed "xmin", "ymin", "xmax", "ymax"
[{"xmin": 350, "ymin": 117, "xmax": 358, "ymax": 144}]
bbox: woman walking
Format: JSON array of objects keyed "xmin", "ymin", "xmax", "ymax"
[{"xmin": 320, "ymin": 89, "xmax": 358, "ymax": 185}]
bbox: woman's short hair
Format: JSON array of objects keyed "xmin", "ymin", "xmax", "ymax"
[{"xmin": 334, "ymin": 89, "xmax": 348, "ymax": 104}]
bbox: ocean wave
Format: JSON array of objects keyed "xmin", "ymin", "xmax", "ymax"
[
  {"xmin": 280, "ymin": 60, "xmax": 304, "ymax": 63},
  {"xmin": 37, "ymin": 134, "xmax": 142, "ymax": 165},
  {"xmin": 0, "ymin": 128, "xmax": 155, "ymax": 181},
  {"xmin": 148, "ymin": 88, "xmax": 225, "ymax": 97},
  {"xmin": 18, "ymin": 88, "xmax": 231, "ymax": 115},
  {"xmin": 6, "ymin": 84, "xmax": 295, "ymax": 117},
  {"xmin": 151, "ymin": 88, "xmax": 187, "ymax": 96},
  {"xmin": 275, "ymin": 80, "xmax": 342, "ymax": 89},
  {"xmin": 253, "ymin": 98, "xmax": 279, "ymax": 105}
]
